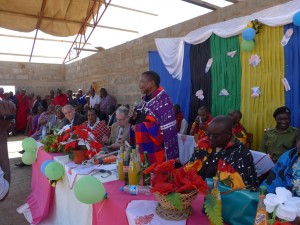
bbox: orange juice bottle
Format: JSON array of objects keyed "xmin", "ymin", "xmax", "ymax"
[
  {"xmin": 254, "ymin": 186, "xmax": 268, "ymax": 225},
  {"xmin": 118, "ymin": 152, "xmax": 124, "ymax": 181},
  {"xmin": 210, "ymin": 176, "xmax": 222, "ymax": 225},
  {"xmin": 128, "ymin": 153, "xmax": 138, "ymax": 185}
]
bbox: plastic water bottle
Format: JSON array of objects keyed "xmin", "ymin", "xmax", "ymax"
[
  {"xmin": 119, "ymin": 185, "xmax": 151, "ymax": 195},
  {"xmin": 42, "ymin": 125, "xmax": 47, "ymax": 138}
]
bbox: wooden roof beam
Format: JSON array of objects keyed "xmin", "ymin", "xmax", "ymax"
[
  {"xmin": 29, "ymin": 0, "xmax": 48, "ymax": 62},
  {"xmin": 181, "ymin": 0, "xmax": 220, "ymax": 10},
  {"xmin": 0, "ymin": 9, "xmax": 138, "ymax": 34}
]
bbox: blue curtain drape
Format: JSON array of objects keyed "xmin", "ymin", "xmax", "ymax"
[
  {"xmin": 284, "ymin": 24, "xmax": 300, "ymax": 128},
  {"xmin": 149, "ymin": 43, "xmax": 191, "ymax": 122}
]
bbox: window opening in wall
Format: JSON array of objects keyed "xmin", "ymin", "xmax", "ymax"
[{"xmin": 0, "ymin": 85, "xmax": 15, "ymax": 99}]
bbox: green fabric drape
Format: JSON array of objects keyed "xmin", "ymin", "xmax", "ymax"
[{"xmin": 210, "ymin": 34, "xmax": 242, "ymax": 116}]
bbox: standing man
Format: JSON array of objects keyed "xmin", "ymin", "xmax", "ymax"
[
  {"xmin": 67, "ymin": 90, "xmax": 79, "ymax": 107},
  {"xmin": 99, "ymin": 88, "xmax": 116, "ymax": 115},
  {"xmin": 130, "ymin": 71, "xmax": 179, "ymax": 164},
  {"xmin": 53, "ymin": 88, "xmax": 68, "ymax": 107},
  {"xmin": 260, "ymin": 106, "xmax": 298, "ymax": 163},
  {"xmin": 89, "ymin": 88, "xmax": 100, "ymax": 109},
  {"xmin": 0, "ymin": 100, "xmax": 16, "ymax": 186}
]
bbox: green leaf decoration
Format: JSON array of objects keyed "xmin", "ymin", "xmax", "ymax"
[
  {"xmin": 166, "ymin": 192, "xmax": 182, "ymax": 211},
  {"xmin": 220, "ymin": 175, "xmax": 234, "ymax": 188},
  {"xmin": 204, "ymin": 194, "xmax": 223, "ymax": 225}
]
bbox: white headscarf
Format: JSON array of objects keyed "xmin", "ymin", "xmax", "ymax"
[{"xmin": 0, "ymin": 167, "xmax": 9, "ymax": 200}]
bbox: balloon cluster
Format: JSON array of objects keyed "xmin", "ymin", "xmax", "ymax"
[
  {"xmin": 241, "ymin": 26, "xmax": 256, "ymax": 52},
  {"xmin": 40, "ymin": 161, "xmax": 106, "ymax": 204},
  {"xmin": 293, "ymin": 11, "xmax": 300, "ymax": 26},
  {"xmin": 40, "ymin": 160, "xmax": 64, "ymax": 186},
  {"xmin": 21, "ymin": 138, "xmax": 38, "ymax": 165}
]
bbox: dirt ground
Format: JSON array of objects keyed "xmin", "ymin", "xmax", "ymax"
[{"xmin": 0, "ymin": 135, "xmax": 32, "ymax": 225}]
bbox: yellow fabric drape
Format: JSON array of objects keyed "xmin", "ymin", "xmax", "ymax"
[{"xmin": 240, "ymin": 25, "xmax": 284, "ymax": 150}]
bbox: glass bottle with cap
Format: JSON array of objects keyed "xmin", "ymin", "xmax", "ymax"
[{"xmin": 254, "ymin": 186, "xmax": 268, "ymax": 225}]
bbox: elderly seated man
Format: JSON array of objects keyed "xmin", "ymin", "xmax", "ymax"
[
  {"xmin": 185, "ymin": 116, "xmax": 258, "ymax": 189},
  {"xmin": 82, "ymin": 108, "xmax": 110, "ymax": 144},
  {"xmin": 102, "ymin": 106, "xmax": 130, "ymax": 151},
  {"xmin": 62, "ymin": 104, "xmax": 86, "ymax": 127}
]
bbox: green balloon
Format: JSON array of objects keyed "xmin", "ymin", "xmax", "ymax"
[
  {"xmin": 74, "ymin": 176, "xmax": 106, "ymax": 204},
  {"xmin": 22, "ymin": 151, "xmax": 37, "ymax": 165},
  {"xmin": 22, "ymin": 137, "xmax": 38, "ymax": 152},
  {"xmin": 241, "ymin": 40, "xmax": 255, "ymax": 52},
  {"xmin": 45, "ymin": 162, "xmax": 64, "ymax": 180}
]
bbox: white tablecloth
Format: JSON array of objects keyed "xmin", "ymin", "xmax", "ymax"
[{"xmin": 36, "ymin": 155, "xmax": 118, "ymax": 225}]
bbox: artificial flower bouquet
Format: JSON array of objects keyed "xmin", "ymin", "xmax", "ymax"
[
  {"xmin": 264, "ymin": 187, "xmax": 300, "ymax": 225},
  {"xmin": 41, "ymin": 134, "xmax": 64, "ymax": 153},
  {"xmin": 41, "ymin": 125, "xmax": 102, "ymax": 159},
  {"xmin": 143, "ymin": 159, "xmax": 208, "ymax": 217},
  {"xmin": 57, "ymin": 125, "xmax": 102, "ymax": 158}
]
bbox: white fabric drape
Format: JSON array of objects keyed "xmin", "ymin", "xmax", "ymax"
[
  {"xmin": 156, "ymin": 0, "xmax": 300, "ymax": 80},
  {"xmin": 155, "ymin": 37, "xmax": 185, "ymax": 80}
]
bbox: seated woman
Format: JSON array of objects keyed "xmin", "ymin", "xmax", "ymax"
[
  {"xmin": 30, "ymin": 104, "xmax": 56, "ymax": 140},
  {"xmin": 261, "ymin": 131, "xmax": 300, "ymax": 196},
  {"xmin": 27, "ymin": 106, "xmax": 44, "ymax": 137},
  {"xmin": 82, "ymin": 108, "xmax": 110, "ymax": 144},
  {"xmin": 185, "ymin": 116, "xmax": 258, "ymax": 189}
]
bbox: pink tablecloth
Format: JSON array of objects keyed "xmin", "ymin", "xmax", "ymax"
[
  {"xmin": 93, "ymin": 180, "xmax": 210, "ymax": 225},
  {"xmin": 26, "ymin": 148, "xmax": 63, "ymax": 224}
]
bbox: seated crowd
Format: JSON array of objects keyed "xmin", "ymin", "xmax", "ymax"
[{"xmin": 4, "ymin": 85, "xmax": 300, "ymax": 206}]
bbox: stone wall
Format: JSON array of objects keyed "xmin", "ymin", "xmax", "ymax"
[
  {"xmin": 0, "ymin": 0, "xmax": 290, "ymax": 101},
  {"xmin": 0, "ymin": 61, "xmax": 64, "ymax": 97},
  {"xmin": 64, "ymin": 0, "xmax": 290, "ymax": 106}
]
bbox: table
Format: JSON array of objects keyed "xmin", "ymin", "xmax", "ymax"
[
  {"xmin": 93, "ymin": 181, "xmax": 209, "ymax": 225},
  {"xmin": 19, "ymin": 149, "xmax": 212, "ymax": 225}
]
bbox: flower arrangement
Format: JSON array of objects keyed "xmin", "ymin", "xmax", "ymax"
[
  {"xmin": 143, "ymin": 159, "xmax": 208, "ymax": 211},
  {"xmin": 41, "ymin": 134, "xmax": 64, "ymax": 153},
  {"xmin": 264, "ymin": 187, "xmax": 300, "ymax": 224},
  {"xmin": 41, "ymin": 125, "xmax": 102, "ymax": 158},
  {"xmin": 58, "ymin": 125, "xmax": 102, "ymax": 158}
]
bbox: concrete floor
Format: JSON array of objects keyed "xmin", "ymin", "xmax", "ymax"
[{"xmin": 0, "ymin": 135, "xmax": 32, "ymax": 225}]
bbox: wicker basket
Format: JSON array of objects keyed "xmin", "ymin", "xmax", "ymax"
[{"xmin": 154, "ymin": 190, "xmax": 198, "ymax": 220}]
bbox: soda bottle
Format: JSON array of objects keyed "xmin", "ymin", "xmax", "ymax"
[
  {"xmin": 142, "ymin": 151, "xmax": 151, "ymax": 186},
  {"xmin": 210, "ymin": 176, "xmax": 222, "ymax": 225},
  {"xmin": 254, "ymin": 186, "xmax": 268, "ymax": 225},
  {"xmin": 123, "ymin": 147, "xmax": 131, "ymax": 185},
  {"xmin": 128, "ymin": 153, "xmax": 138, "ymax": 185},
  {"xmin": 119, "ymin": 185, "xmax": 151, "ymax": 195}
]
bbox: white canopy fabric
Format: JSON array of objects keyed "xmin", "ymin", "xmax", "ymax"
[{"xmin": 155, "ymin": 0, "xmax": 300, "ymax": 80}]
